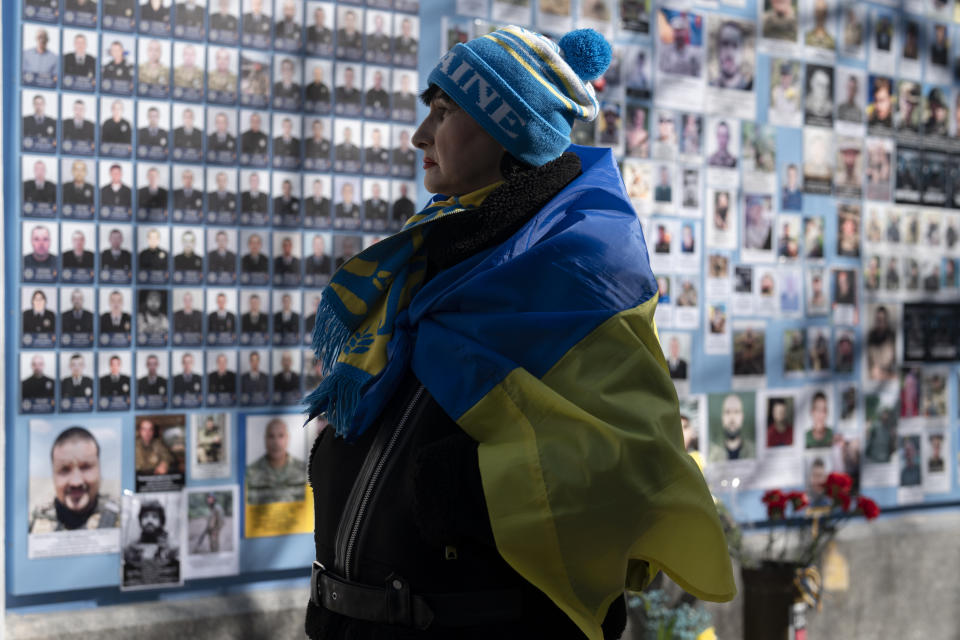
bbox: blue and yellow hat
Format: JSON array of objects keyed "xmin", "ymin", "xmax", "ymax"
[{"xmin": 427, "ymin": 26, "xmax": 612, "ymax": 167}]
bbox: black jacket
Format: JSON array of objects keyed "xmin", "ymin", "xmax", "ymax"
[{"xmin": 304, "ymin": 154, "xmax": 626, "ymax": 639}]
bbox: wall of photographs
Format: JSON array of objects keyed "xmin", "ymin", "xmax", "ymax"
[{"xmin": 6, "ymin": 0, "xmax": 423, "ymax": 597}]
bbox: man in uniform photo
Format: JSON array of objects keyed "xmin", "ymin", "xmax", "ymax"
[
  {"xmin": 304, "ymin": 178, "xmax": 330, "ymax": 221},
  {"xmin": 173, "ymin": 44, "xmax": 204, "ymax": 94},
  {"xmin": 208, "ymin": 49, "xmax": 238, "ymax": 96},
  {"xmin": 62, "ymin": 288, "xmax": 94, "ymax": 334},
  {"xmin": 174, "ymin": 352, "xmax": 202, "ymax": 395},
  {"xmin": 306, "ymin": 65, "xmax": 331, "ymax": 104},
  {"xmin": 207, "ymin": 230, "xmax": 236, "ymax": 274},
  {"xmin": 29, "ymin": 427, "xmax": 120, "ymax": 533},
  {"xmin": 22, "ymin": 354, "xmax": 56, "ymax": 404},
  {"xmin": 392, "ymin": 73, "xmax": 416, "ymax": 118},
  {"xmin": 135, "ymin": 167, "xmax": 168, "ymax": 216},
  {"xmin": 101, "ymin": 164, "xmax": 133, "ymax": 208},
  {"xmin": 366, "ymin": 13, "xmax": 391, "ymax": 61},
  {"xmin": 273, "ymin": 293, "xmax": 299, "ymax": 337},
  {"xmin": 245, "ymin": 417, "xmax": 304, "ymax": 504},
  {"xmin": 208, "ymin": 353, "xmax": 237, "ymax": 395},
  {"xmin": 306, "ymin": 4, "xmax": 331, "ymax": 49},
  {"xmin": 62, "ymin": 99, "xmax": 96, "ymax": 148},
  {"xmin": 208, "ymin": 171, "xmax": 236, "ymax": 214},
  {"xmin": 63, "ymin": 32, "xmax": 97, "ymax": 81},
  {"xmin": 365, "ymin": 69, "xmax": 390, "ymax": 115},
  {"xmin": 140, "ymin": 0, "xmax": 170, "ymax": 24},
  {"xmin": 173, "ymin": 229, "xmax": 203, "ymax": 273},
  {"xmin": 762, "ymin": 0, "xmax": 796, "ymax": 41},
  {"xmin": 196, "ymin": 493, "xmax": 226, "ymax": 552},
  {"xmin": 273, "ymin": 117, "xmax": 301, "ymax": 158},
  {"xmin": 391, "ymin": 182, "xmax": 415, "ymax": 227},
  {"xmin": 23, "ymin": 28, "xmax": 58, "ymax": 82},
  {"xmin": 273, "ymin": 351, "xmax": 300, "ymax": 395},
  {"xmin": 659, "ymin": 13, "xmax": 700, "ymax": 76},
  {"xmin": 273, "ymin": 235, "xmax": 300, "ymax": 276},
  {"xmin": 101, "ymin": 99, "xmax": 133, "ymax": 147},
  {"xmin": 23, "ymin": 160, "xmax": 56, "ymax": 207},
  {"xmin": 241, "ymin": 351, "xmax": 269, "ymax": 396},
  {"xmin": 305, "ymin": 119, "xmax": 331, "ymax": 159},
  {"xmin": 137, "ymin": 290, "xmax": 169, "ymax": 338},
  {"xmin": 837, "ymin": 74, "xmax": 862, "ymax": 123},
  {"xmin": 334, "ymin": 66, "xmax": 361, "ymax": 113},
  {"xmin": 274, "ymin": 0, "xmax": 301, "ymax": 43},
  {"xmin": 62, "ymin": 229, "xmax": 95, "ymax": 271},
  {"xmin": 103, "ymin": 40, "xmax": 134, "ymax": 87},
  {"xmin": 364, "ymin": 127, "xmax": 389, "ymax": 171},
  {"xmin": 391, "ymin": 129, "xmax": 416, "ymax": 175},
  {"xmin": 173, "ymin": 291, "xmax": 203, "ymax": 334},
  {"xmin": 62, "ymin": 160, "xmax": 95, "ymax": 209},
  {"xmin": 242, "ymin": 0, "xmax": 271, "ymax": 39},
  {"xmin": 173, "ymin": 169, "xmax": 203, "ymax": 211},
  {"xmin": 364, "ymin": 182, "xmax": 389, "ymax": 225},
  {"xmin": 138, "ymin": 107, "xmax": 169, "ymax": 152},
  {"xmin": 23, "ymin": 94, "xmax": 57, "ymax": 141},
  {"xmin": 273, "ymin": 58, "xmax": 301, "ymax": 102},
  {"xmin": 241, "ymin": 172, "xmax": 268, "ymax": 216},
  {"xmin": 393, "ymin": 16, "xmax": 418, "ymax": 63},
  {"xmin": 24, "ymin": 224, "xmax": 59, "ymax": 275},
  {"xmin": 708, "ymin": 121, "xmax": 737, "ymax": 168},
  {"xmin": 336, "ymin": 8, "xmax": 362, "ymax": 53},
  {"xmin": 208, "ymin": 292, "xmax": 237, "ymax": 334},
  {"xmin": 23, "ymin": 289, "xmax": 56, "ymax": 336},
  {"xmin": 273, "ymin": 179, "xmax": 300, "ymax": 218},
  {"xmin": 335, "ymin": 181, "xmax": 361, "ymax": 222},
  {"xmin": 210, "ymin": 0, "xmax": 238, "ymax": 33},
  {"xmin": 135, "ymin": 418, "xmax": 174, "ymax": 475},
  {"xmin": 709, "ymin": 393, "xmax": 756, "ymax": 461},
  {"xmin": 241, "ymin": 233, "xmax": 269, "ymax": 274},
  {"xmin": 100, "ymin": 355, "xmax": 131, "ymax": 399},
  {"xmin": 176, "ymin": 0, "xmax": 204, "ymax": 29},
  {"xmin": 122, "ymin": 499, "xmax": 179, "ymax": 587},
  {"xmin": 196, "ymin": 418, "xmax": 224, "ymax": 464},
  {"xmin": 100, "ymin": 290, "xmax": 131, "ymax": 336},
  {"xmin": 334, "ymin": 125, "xmax": 361, "ymax": 165},
  {"xmin": 101, "ymin": 228, "xmax": 132, "ymax": 271},
  {"xmin": 208, "ymin": 112, "xmax": 236, "ymax": 154},
  {"xmin": 61, "ymin": 353, "xmax": 94, "ymax": 401},
  {"xmin": 241, "ymin": 293, "xmax": 268, "ymax": 333},
  {"xmin": 138, "ymin": 40, "xmax": 170, "ymax": 90},
  {"xmin": 138, "ymin": 227, "xmax": 168, "ymax": 271},
  {"xmin": 305, "ymin": 234, "xmax": 332, "ymax": 276},
  {"xmin": 240, "ymin": 112, "xmax": 268, "ymax": 157},
  {"xmin": 138, "ymin": 354, "xmax": 167, "ymax": 397},
  {"xmin": 173, "ymin": 108, "xmax": 203, "ymax": 153}
]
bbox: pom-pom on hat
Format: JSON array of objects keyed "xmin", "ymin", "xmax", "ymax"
[{"xmin": 427, "ymin": 26, "xmax": 612, "ymax": 167}]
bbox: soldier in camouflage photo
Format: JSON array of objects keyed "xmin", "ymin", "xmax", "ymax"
[{"xmin": 245, "ymin": 417, "xmax": 304, "ymax": 504}]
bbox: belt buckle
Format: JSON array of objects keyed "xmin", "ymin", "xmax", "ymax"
[{"xmin": 310, "ymin": 561, "xmax": 326, "ymax": 606}]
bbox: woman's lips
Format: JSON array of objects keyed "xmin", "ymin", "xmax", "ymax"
[{"xmin": 423, "ymin": 157, "xmax": 437, "ymax": 169}]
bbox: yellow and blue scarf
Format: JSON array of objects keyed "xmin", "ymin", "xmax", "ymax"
[{"xmin": 307, "ymin": 144, "xmax": 734, "ymax": 639}]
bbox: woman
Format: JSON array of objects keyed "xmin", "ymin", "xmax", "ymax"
[{"xmin": 304, "ymin": 26, "xmax": 733, "ymax": 640}]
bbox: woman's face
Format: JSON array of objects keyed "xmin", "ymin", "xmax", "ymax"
[{"xmin": 412, "ymin": 92, "xmax": 505, "ymax": 196}]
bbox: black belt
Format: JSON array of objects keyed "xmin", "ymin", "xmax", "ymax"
[{"xmin": 309, "ymin": 561, "xmax": 523, "ymax": 630}]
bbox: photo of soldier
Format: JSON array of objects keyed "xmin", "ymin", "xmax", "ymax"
[
  {"xmin": 304, "ymin": 349, "xmax": 322, "ymax": 390},
  {"xmin": 239, "ymin": 231, "xmax": 270, "ymax": 285},
  {"xmin": 839, "ymin": 4, "xmax": 864, "ymax": 58},
  {"xmin": 273, "ymin": 57, "xmax": 302, "ymax": 111},
  {"xmin": 922, "ymin": 151, "xmax": 947, "ymax": 207},
  {"xmin": 22, "ymin": 156, "xmax": 58, "ymax": 219},
  {"xmin": 104, "ymin": 0, "xmax": 136, "ymax": 29},
  {"xmin": 206, "ymin": 289, "xmax": 238, "ymax": 345},
  {"xmin": 272, "ymin": 233, "xmax": 302, "ymax": 286},
  {"xmin": 240, "ymin": 350, "xmax": 270, "ymax": 405},
  {"xmin": 272, "ymin": 291, "xmax": 301, "ymax": 345},
  {"xmin": 390, "ymin": 181, "xmax": 416, "ymax": 231},
  {"xmin": 22, "ymin": 287, "xmax": 58, "ymax": 349},
  {"xmin": 802, "ymin": 0, "xmax": 835, "ymax": 51},
  {"xmin": 60, "ymin": 287, "xmax": 95, "ymax": 348},
  {"xmin": 172, "ymin": 351, "xmax": 203, "ymax": 407},
  {"xmin": 22, "ymin": 92, "xmax": 59, "ymax": 155},
  {"xmin": 392, "ymin": 14, "xmax": 419, "ymax": 67},
  {"xmin": 240, "ymin": 51, "xmax": 270, "ymax": 108},
  {"xmin": 139, "ymin": 0, "xmax": 171, "ymax": 34},
  {"xmin": 333, "ymin": 64, "xmax": 362, "ymax": 117},
  {"xmin": 304, "ymin": 60, "xmax": 332, "ymax": 114},
  {"xmin": 206, "ymin": 109, "xmax": 238, "ymax": 164},
  {"xmin": 834, "ymin": 138, "xmax": 863, "ymax": 199},
  {"xmin": 136, "ymin": 102, "xmax": 169, "ymax": 161},
  {"xmin": 22, "ymin": 25, "xmax": 59, "ymax": 88},
  {"xmin": 207, "ymin": 48, "xmax": 238, "ymax": 104},
  {"xmin": 707, "ymin": 18, "xmax": 755, "ymax": 91},
  {"xmin": 303, "ymin": 117, "xmax": 332, "ymax": 171},
  {"xmin": 206, "ymin": 228, "xmax": 238, "ymax": 285},
  {"xmin": 362, "ymin": 179, "xmax": 390, "ymax": 232},
  {"xmin": 836, "ymin": 203, "xmax": 861, "ymax": 257},
  {"xmin": 186, "ymin": 490, "xmax": 233, "ymax": 561},
  {"xmin": 242, "ymin": 0, "xmax": 272, "ymax": 48},
  {"xmin": 172, "ymin": 289, "xmax": 203, "ymax": 345},
  {"xmin": 272, "ymin": 173, "xmax": 302, "ymax": 226},
  {"xmin": 175, "ymin": 0, "xmax": 206, "ymax": 39},
  {"xmin": 240, "ymin": 290, "xmax": 269, "ymax": 345},
  {"xmin": 101, "ymin": 38, "xmax": 135, "ymax": 94},
  {"xmin": 98, "ymin": 353, "xmax": 131, "ymax": 411},
  {"xmin": 28, "ymin": 422, "xmax": 121, "ymax": 551},
  {"xmin": 22, "ymin": 223, "xmax": 59, "ymax": 283},
  {"xmin": 707, "ymin": 392, "xmax": 756, "ymax": 462},
  {"xmin": 245, "ymin": 415, "xmax": 305, "ymax": 504},
  {"xmin": 761, "ymin": 0, "xmax": 797, "ymax": 42},
  {"xmin": 209, "ymin": 0, "xmax": 239, "ymax": 43},
  {"xmin": 363, "ymin": 123, "xmax": 390, "ymax": 176},
  {"xmin": 361, "ymin": 67, "xmax": 390, "ymax": 121},
  {"xmin": 304, "ymin": 232, "xmax": 332, "ymax": 286},
  {"xmin": 240, "ymin": 170, "xmax": 269, "ymax": 225},
  {"xmin": 333, "ymin": 176, "xmax": 362, "ymax": 230},
  {"xmin": 99, "ymin": 97, "xmax": 133, "ymax": 157},
  {"xmin": 172, "ymin": 229, "xmax": 204, "ymax": 285},
  {"xmin": 866, "ymin": 75, "xmax": 893, "ymax": 133},
  {"xmin": 306, "ymin": 1, "xmax": 333, "ymax": 56},
  {"xmin": 803, "ymin": 64, "xmax": 834, "ymax": 127},
  {"xmin": 274, "ymin": 0, "xmax": 302, "ymax": 50},
  {"xmin": 99, "ymin": 226, "xmax": 133, "ymax": 283},
  {"xmin": 302, "ymin": 175, "xmax": 331, "ymax": 229},
  {"xmin": 333, "ymin": 119, "xmax": 362, "ymax": 173},
  {"xmin": 895, "ymin": 146, "xmax": 922, "ymax": 204},
  {"xmin": 137, "ymin": 39, "xmax": 170, "ymax": 98},
  {"xmin": 391, "ymin": 72, "xmax": 417, "ymax": 123},
  {"xmin": 924, "ymin": 88, "xmax": 949, "ymax": 138},
  {"xmin": 22, "ymin": 353, "xmax": 57, "ymax": 413},
  {"xmin": 61, "ymin": 95, "xmax": 96, "ymax": 156},
  {"xmin": 239, "ymin": 110, "xmax": 270, "ymax": 167},
  {"xmin": 134, "ymin": 415, "xmax": 186, "ymax": 491},
  {"xmin": 121, "ymin": 492, "xmax": 183, "ymax": 589},
  {"xmin": 303, "ymin": 293, "xmax": 321, "ymax": 342},
  {"xmin": 835, "ymin": 68, "xmax": 864, "ymax": 125},
  {"xmin": 802, "ymin": 127, "xmax": 833, "ymax": 195},
  {"xmin": 706, "ymin": 118, "xmax": 738, "ymax": 169},
  {"xmin": 929, "ymin": 23, "xmax": 950, "ymax": 82},
  {"xmin": 895, "ymin": 80, "xmax": 922, "ymax": 135},
  {"xmin": 272, "ymin": 115, "xmax": 302, "ymax": 169},
  {"xmin": 336, "ymin": 6, "xmax": 364, "ymax": 61},
  {"xmin": 136, "ymin": 165, "xmax": 169, "ymax": 222},
  {"xmin": 172, "ymin": 42, "xmax": 205, "ymax": 102},
  {"xmin": 193, "ymin": 414, "xmax": 228, "ymax": 472},
  {"xmin": 137, "ymin": 289, "xmax": 169, "ymax": 347},
  {"xmin": 206, "ymin": 168, "xmax": 238, "ymax": 224},
  {"xmin": 136, "ymin": 352, "xmax": 168, "ymax": 409},
  {"xmin": 60, "ymin": 352, "xmax": 95, "ymax": 412},
  {"xmin": 271, "ymin": 350, "xmax": 301, "ymax": 405},
  {"xmin": 61, "ymin": 30, "xmax": 97, "ymax": 93},
  {"xmin": 206, "ymin": 351, "xmax": 237, "ymax": 407},
  {"xmin": 172, "ymin": 165, "xmax": 204, "ymax": 223},
  {"xmin": 334, "ymin": 235, "xmax": 362, "ymax": 269},
  {"xmin": 136, "ymin": 227, "xmax": 169, "ymax": 286},
  {"xmin": 98, "ymin": 163, "xmax": 133, "ymax": 223},
  {"xmin": 732, "ymin": 326, "xmax": 765, "ymax": 377},
  {"xmin": 60, "ymin": 222, "xmax": 96, "ymax": 283},
  {"xmin": 363, "ymin": 10, "xmax": 392, "ymax": 65}
]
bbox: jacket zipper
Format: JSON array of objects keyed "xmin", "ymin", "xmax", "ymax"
[{"xmin": 337, "ymin": 384, "xmax": 425, "ymax": 581}]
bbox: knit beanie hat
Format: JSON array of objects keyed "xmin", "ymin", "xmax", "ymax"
[{"xmin": 427, "ymin": 26, "xmax": 612, "ymax": 167}]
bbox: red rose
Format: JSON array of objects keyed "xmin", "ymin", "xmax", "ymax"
[
  {"xmin": 857, "ymin": 496, "xmax": 880, "ymax": 520},
  {"xmin": 762, "ymin": 489, "xmax": 788, "ymax": 519},
  {"xmin": 825, "ymin": 473, "xmax": 853, "ymax": 509},
  {"xmin": 837, "ymin": 492, "xmax": 851, "ymax": 511},
  {"xmin": 786, "ymin": 491, "xmax": 808, "ymax": 511}
]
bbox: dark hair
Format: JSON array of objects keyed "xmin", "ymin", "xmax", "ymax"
[
  {"xmin": 51, "ymin": 426, "xmax": 100, "ymax": 460},
  {"xmin": 138, "ymin": 500, "xmax": 166, "ymax": 526},
  {"xmin": 812, "ymin": 391, "xmax": 827, "ymax": 405}
]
